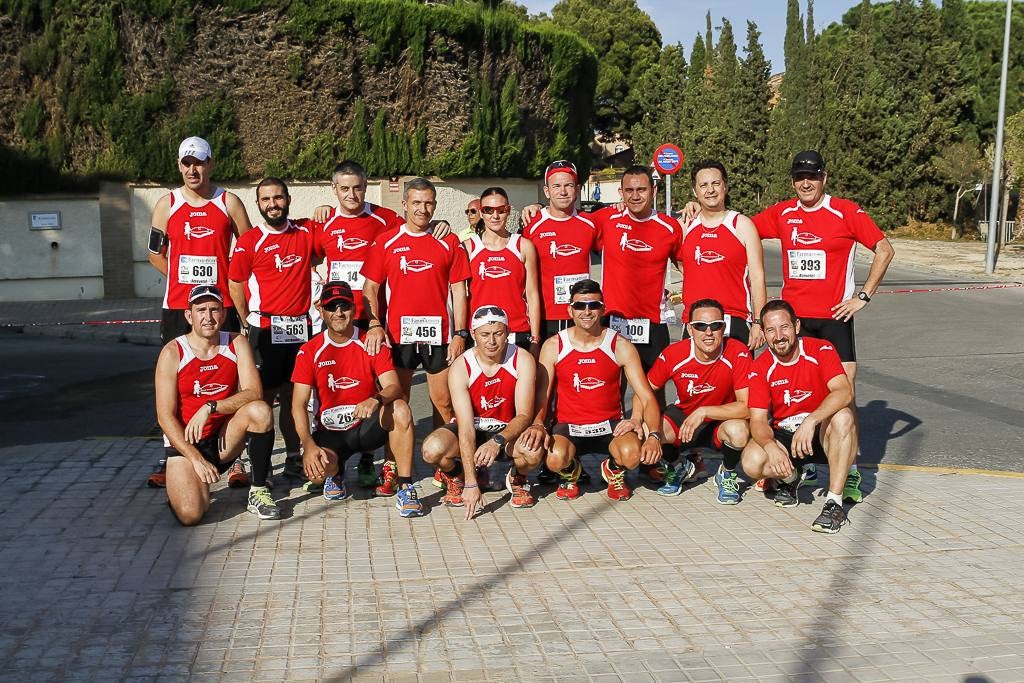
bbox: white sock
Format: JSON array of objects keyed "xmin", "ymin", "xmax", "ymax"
[{"xmin": 826, "ymin": 491, "xmax": 843, "ymax": 506}]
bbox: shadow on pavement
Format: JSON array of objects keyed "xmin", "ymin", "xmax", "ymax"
[{"xmin": 856, "ymin": 399, "xmax": 923, "ymax": 466}]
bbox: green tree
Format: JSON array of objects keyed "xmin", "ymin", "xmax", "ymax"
[
  {"xmin": 549, "ymin": 0, "xmax": 661, "ymax": 133},
  {"xmin": 933, "ymin": 140, "xmax": 985, "ymax": 234},
  {"xmin": 732, "ymin": 21, "xmax": 772, "ymax": 212}
]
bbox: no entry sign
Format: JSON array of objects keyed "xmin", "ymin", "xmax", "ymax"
[{"xmin": 653, "ymin": 143, "xmax": 684, "ymax": 175}]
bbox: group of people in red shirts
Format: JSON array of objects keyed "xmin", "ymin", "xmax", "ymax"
[{"xmin": 149, "ymin": 136, "xmax": 894, "ymax": 534}]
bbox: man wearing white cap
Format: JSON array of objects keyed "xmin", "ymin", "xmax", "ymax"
[
  {"xmin": 146, "ymin": 136, "xmax": 252, "ymax": 488},
  {"xmin": 421, "ymin": 305, "xmax": 541, "ymax": 517}
]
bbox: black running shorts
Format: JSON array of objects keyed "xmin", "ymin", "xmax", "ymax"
[
  {"xmin": 313, "ymin": 406, "xmax": 388, "ymax": 458},
  {"xmin": 798, "ymin": 316, "xmax": 856, "ymax": 363}
]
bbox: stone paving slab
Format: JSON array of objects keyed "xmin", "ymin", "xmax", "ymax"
[{"xmin": 1, "ymin": 436, "xmax": 1022, "ymax": 683}]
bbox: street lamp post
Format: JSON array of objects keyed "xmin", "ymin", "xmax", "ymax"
[{"xmin": 985, "ymin": 0, "xmax": 1014, "ymax": 274}]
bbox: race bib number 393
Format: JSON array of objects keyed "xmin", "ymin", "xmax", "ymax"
[
  {"xmin": 787, "ymin": 249, "xmax": 826, "ymax": 280},
  {"xmin": 178, "ymin": 255, "xmax": 217, "ymax": 285},
  {"xmin": 609, "ymin": 315, "xmax": 650, "ymax": 345},
  {"xmin": 270, "ymin": 315, "xmax": 309, "ymax": 344},
  {"xmin": 399, "ymin": 315, "xmax": 442, "ymax": 345}
]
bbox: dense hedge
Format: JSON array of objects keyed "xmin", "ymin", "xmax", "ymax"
[{"xmin": 1, "ymin": 0, "xmax": 597, "ymax": 191}]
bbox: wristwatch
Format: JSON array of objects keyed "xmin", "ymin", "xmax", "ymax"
[
  {"xmin": 857, "ymin": 291, "xmax": 872, "ymax": 303},
  {"xmin": 206, "ymin": 400, "xmax": 217, "ymax": 413},
  {"xmin": 454, "ymin": 329, "xmax": 470, "ymax": 340},
  {"xmin": 490, "ymin": 434, "xmax": 508, "ymax": 449}
]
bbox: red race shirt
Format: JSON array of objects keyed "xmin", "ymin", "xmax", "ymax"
[
  {"xmin": 681, "ymin": 211, "xmax": 752, "ymax": 321},
  {"xmin": 747, "ymin": 336, "xmax": 846, "ymax": 427},
  {"xmin": 648, "ymin": 338, "xmax": 751, "ymax": 414},
  {"xmin": 522, "ymin": 209, "xmax": 598, "ymax": 321},
  {"xmin": 360, "ymin": 225, "xmax": 471, "ymax": 345},
  {"xmin": 593, "ymin": 207, "xmax": 684, "ymax": 321},
  {"xmin": 313, "ymin": 203, "xmax": 401, "ymax": 320},
  {"xmin": 465, "ymin": 234, "xmax": 530, "ymax": 333},
  {"xmin": 175, "ymin": 331, "xmax": 238, "ymax": 439},
  {"xmin": 553, "ymin": 329, "xmax": 623, "ymax": 425},
  {"xmin": 163, "ymin": 188, "xmax": 235, "ymax": 310},
  {"xmin": 229, "ymin": 220, "xmax": 317, "ymax": 328},
  {"xmin": 463, "ymin": 344, "xmax": 520, "ymax": 432},
  {"xmin": 291, "ymin": 332, "xmax": 394, "ymax": 431},
  {"xmin": 753, "ymin": 195, "xmax": 885, "ymax": 319}
]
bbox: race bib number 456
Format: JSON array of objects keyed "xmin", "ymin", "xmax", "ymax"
[{"xmin": 400, "ymin": 316, "xmax": 442, "ymax": 345}]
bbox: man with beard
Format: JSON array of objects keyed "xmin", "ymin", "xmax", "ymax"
[
  {"xmin": 145, "ymin": 136, "xmax": 252, "ymax": 488},
  {"xmin": 229, "ymin": 178, "xmax": 320, "ymax": 479},
  {"xmin": 742, "ymin": 299, "xmax": 857, "ymax": 534},
  {"xmin": 422, "ymin": 305, "xmax": 540, "ymax": 516},
  {"xmin": 155, "ymin": 284, "xmax": 279, "ymax": 524}
]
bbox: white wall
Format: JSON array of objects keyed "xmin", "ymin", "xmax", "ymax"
[{"xmin": 0, "ymin": 197, "xmax": 103, "ymax": 302}]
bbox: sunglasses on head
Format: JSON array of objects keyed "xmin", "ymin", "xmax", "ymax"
[
  {"xmin": 323, "ymin": 301, "xmax": 353, "ymax": 313},
  {"xmin": 465, "ymin": 208, "xmax": 478, "ymax": 215},
  {"xmin": 546, "ymin": 160, "xmax": 577, "ymax": 175},
  {"xmin": 690, "ymin": 320, "xmax": 726, "ymax": 332},
  {"xmin": 570, "ymin": 300, "xmax": 604, "ymax": 311},
  {"xmin": 473, "ymin": 306, "xmax": 505, "ymax": 319},
  {"xmin": 480, "ymin": 205, "xmax": 510, "ymax": 216}
]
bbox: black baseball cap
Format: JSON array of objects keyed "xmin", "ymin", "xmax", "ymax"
[
  {"xmin": 188, "ymin": 284, "xmax": 223, "ymax": 304},
  {"xmin": 320, "ymin": 281, "xmax": 355, "ymax": 306},
  {"xmin": 791, "ymin": 150, "xmax": 826, "ymax": 177}
]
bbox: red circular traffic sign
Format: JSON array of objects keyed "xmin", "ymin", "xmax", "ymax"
[{"xmin": 653, "ymin": 143, "xmax": 684, "ymax": 175}]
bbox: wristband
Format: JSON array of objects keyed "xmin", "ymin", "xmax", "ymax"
[
  {"xmin": 367, "ymin": 322, "xmax": 383, "ymax": 330},
  {"xmin": 646, "ymin": 431, "xmax": 662, "ymax": 441},
  {"xmin": 462, "ymin": 483, "xmax": 479, "ymax": 489},
  {"xmin": 750, "ymin": 320, "xmax": 762, "ymax": 327},
  {"xmin": 206, "ymin": 400, "xmax": 217, "ymax": 413}
]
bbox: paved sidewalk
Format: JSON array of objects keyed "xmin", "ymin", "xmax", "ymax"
[{"xmin": 1, "ymin": 434, "xmax": 1022, "ymax": 683}]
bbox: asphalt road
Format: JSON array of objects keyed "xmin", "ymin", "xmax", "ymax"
[{"xmin": 0, "ymin": 243, "xmax": 1020, "ymax": 471}]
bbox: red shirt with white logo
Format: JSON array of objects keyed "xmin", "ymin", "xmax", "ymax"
[
  {"xmin": 229, "ymin": 220, "xmax": 318, "ymax": 328},
  {"xmin": 465, "ymin": 234, "xmax": 529, "ymax": 332},
  {"xmin": 522, "ymin": 209, "xmax": 598, "ymax": 321},
  {"xmin": 360, "ymin": 224, "xmax": 472, "ymax": 344},
  {"xmin": 753, "ymin": 195, "xmax": 885, "ymax": 318},
  {"xmin": 747, "ymin": 336, "xmax": 846, "ymax": 427},
  {"xmin": 313, "ymin": 203, "xmax": 401, "ymax": 319},
  {"xmin": 464, "ymin": 344, "xmax": 519, "ymax": 431},
  {"xmin": 593, "ymin": 207, "xmax": 684, "ymax": 321},
  {"xmin": 648, "ymin": 338, "xmax": 751, "ymax": 414},
  {"xmin": 681, "ymin": 211, "xmax": 752, "ymax": 321},
  {"xmin": 175, "ymin": 331, "xmax": 238, "ymax": 439},
  {"xmin": 553, "ymin": 329, "xmax": 622, "ymax": 424},
  {"xmin": 163, "ymin": 188, "xmax": 235, "ymax": 310},
  {"xmin": 291, "ymin": 332, "xmax": 394, "ymax": 431}
]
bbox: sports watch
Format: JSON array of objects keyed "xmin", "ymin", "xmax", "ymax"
[
  {"xmin": 454, "ymin": 329, "xmax": 471, "ymax": 340},
  {"xmin": 857, "ymin": 291, "xmax": 871, "ymax": 303},
  {"xmin": 490, "ymin": 434, "xmax": 508, "ymax": 449}
]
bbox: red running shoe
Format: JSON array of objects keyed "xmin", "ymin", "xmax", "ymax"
[
  {"xmin": 601, "ymin": 458, "xmax": 632, "ymax": 501},
  {"xmin": 374, "ymin": 460, "xmax": 398, "ymax": 497},
  {"xmin": 505, "ymin": 468, "xmax": 535, "ymax": 508},
  {"xmin": 555, "ymin": 458, "xmax": 582, "ymax": 500},
  {"xmin": 439, "ymin": 469, "xmax": 466, "ymax": 507}
]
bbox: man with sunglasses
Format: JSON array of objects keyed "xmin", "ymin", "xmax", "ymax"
[
  {"xmin": 524, "ymin": 279, "xmax": 661, "ymax": 501},
  {"xmin": 361, "ymin": 178, "xmax": 472, "ymax": 429},
  {"xmin": 155, "ymin": 284, "xmax": 279, "ymax": 524},
  {"xmin": 644, "ymin": 299, "xmax": 752, "ymax": 503},
  {"xmin": 742, "ymin": 299, "xmax": 857, "ymax": 533},
  {"xmin": 751, "ymin": 151, "xmax": 894, "ymax": 502},
  {"xmin": 422, "ymin": 306, "xmax": 540, "ymax": 516},
  {"xmin": 460, "ymin": 198, "xmax": 483, "ymax": 241},
  {"xmin": 290, "ymin": 281, "xmax": 423, "ymax": 517}
]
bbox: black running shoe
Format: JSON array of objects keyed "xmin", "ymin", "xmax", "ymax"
[
  {"xmin": 774, "ymin": 478, "xmax": 799, "ymax": 507},
  {"xmin": 811, "ymin": 500, "xmax": 845, "ymax": 534},
  {"xmin": 537, "ymin": 464, "xmax": 558, "ymax": 485}
]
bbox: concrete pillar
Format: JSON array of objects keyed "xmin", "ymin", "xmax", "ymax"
[{"xmin": 98, "ymin": 181, "xmax": 136, "ymax": 298}]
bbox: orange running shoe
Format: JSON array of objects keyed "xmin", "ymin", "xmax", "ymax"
[
  {"xmin": 505, "ymin": 468, "xmax": 535, "ymax": 508},
  {"xmin": 439, "ymin": 468, "xmax": 466, "ymax": 507},
  {"xmin": 601, "ymin": 458, "xmax": 632, "ymax": 501},
  {"xmin": 227, "ymin": 459, "xmax": 249, "ymax": 488},
  {"xmin": 555, "ymin": 458, "xmax": 583, "ymax": 500},
  {"xmin": 374, "ymin": 459, "xmax": 398, "ymax": 497}
]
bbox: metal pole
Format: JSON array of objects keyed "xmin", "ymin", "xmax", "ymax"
[
  {"xmin": 985, "ymin": 0, "xmax": 1013, "ymax": 274},
  {"xmin": 666, "ymin": 174, "xmax": 673, "ymax": 216}
]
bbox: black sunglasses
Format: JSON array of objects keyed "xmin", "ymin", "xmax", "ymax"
[
  {"xmin": 323, "ymin": 301, "xmax": 353, "ymax": 313},
  {"xmin": 570, "ymin": 300, "xmax": 604, "ymax": 311},
  {"xmin": 473, "ymin": 305, "xmax": 506, "ymax": 319},
  {"xmin": 465, "ymin": 208, "xmax": 478, "ymax": 215},
  {"xmin": 690, "ymin": 320, "xmax": 726, "ymax": 332},
  {"xmin": 545, "ymin": 160, "xmax": 577, "ymax": 175}
]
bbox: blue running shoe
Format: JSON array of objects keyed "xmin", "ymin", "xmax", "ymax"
[
  {"xmin": 657, "ymin": 459, "xmax": 696, "ymax": 496},
  {"xmin": 800, "ymin": 463, "xmax": 818, "ymax": 488},
  {"xmin": 715, "ymin": 467, "xmax": 741, "ymax": 505},
  {"xmin": 395, "ymin": 484, "xmax": 424, "ymax": 518},
  {"xmin": 323, "ymin": 475, "xmax": 349, "ymax": 501}
]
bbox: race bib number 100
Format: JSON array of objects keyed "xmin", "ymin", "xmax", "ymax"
[
  {"xmin": 270, "ymin": 315, "xmax": 309, "ymax": 344},
  {"xmin": 609, "ymin": 315, "xmax": 650, "ymax": 345},
  {"xmin": 178, "ymin": 255, "xmax": 217, "ymax": 285},
  {"xmin": 400, "ymin": 315, "xmax": 442, "ymax": 345},
  {"xmin": 787, "ymin": 249, "xmax": 826, "ymax": 280}
]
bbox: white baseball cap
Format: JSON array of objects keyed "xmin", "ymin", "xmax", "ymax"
[
  {"xmin": 178, "ymin": 136, "xmax": 212, "ymax": 161},
  {"xmin": 471, "ymin": 305, "xmax": 509, "ymax": 330}
]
